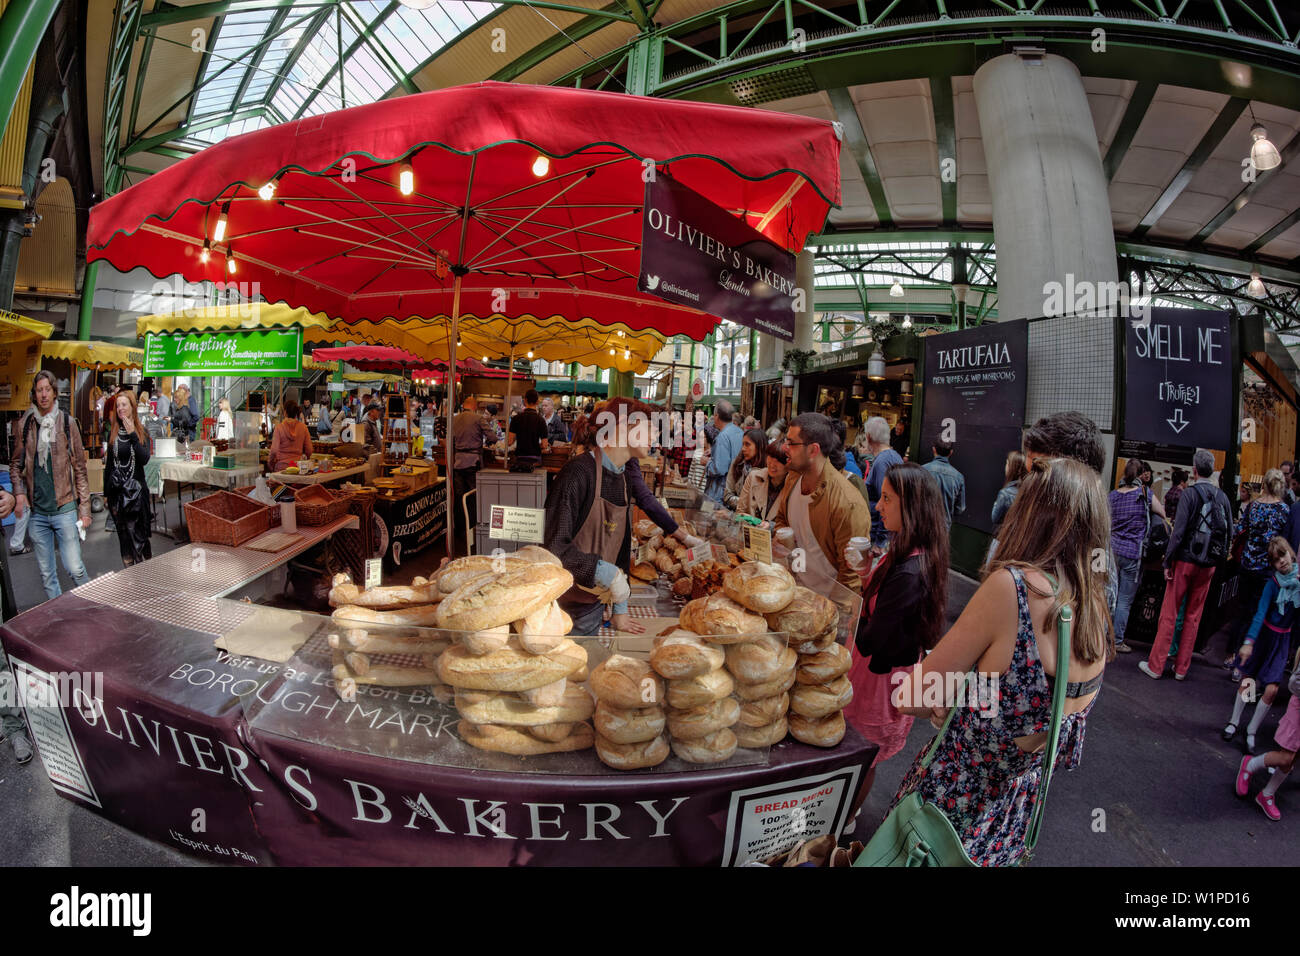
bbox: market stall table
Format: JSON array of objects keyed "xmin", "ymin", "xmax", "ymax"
[
  {"xmin": 144, "ymin": 457, "xmax": 261, "ymax": 539},
  {"xmin": 267, "ymin": 463, "xmax": 367, "ymax": 486}
]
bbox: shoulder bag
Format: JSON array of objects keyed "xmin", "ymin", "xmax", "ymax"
[
  {"xmin": 1143, "ymin": 487, "xmax": 1170, "ymax": 561},
  {"xmin": 855, "ymin": 599, "xmax": 1073, "ymax": 867}
]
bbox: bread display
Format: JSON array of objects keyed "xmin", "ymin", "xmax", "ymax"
[
  {"xmin": 790, "ymin": 675, "xmax": 854, "ymax": 718},
  {"xmin": 455, "ymin": 681, "xmax": 595, "ymax": 726},
  {"xmin": 436, "ymin": 563, "xmax": 573, "ymax": 631},
  {"xmin": 528, "ymin": 722, "xmax": 576, "ymax": 743},
  {"xmin": 332, "ymin": 603, "xmax": 443, "ymax": 628},
  {"xmin": 514, "ymin": 601, "xmax": 572, "ymax": 655},
  {"xmin": 796, "ymin": 642, "xmax": 853, "ymax": 684},
  {"xmin": 517, "ymin": 677, "xmax": 568, "ymax": 708},
  {"xmin": 438, "ymin": 637, "xmax": 587, "ymax": 691},
  {"xmin": 789, "ymin": 710, "xmax": 846, "ymax": 748},
  {"xmin": 734, "ymin": 716, "xmax": 788, "ymax": 748},
  {"xmin": 670, "ymin": 727, "xmax": 738, "ymax": 764},
  {"xmin": 666, "ymin": 696, "xmax": 740, "ymax": 739},
  {"xmin": 436, "ymin": 555, "xmax": 523, "ymax": 593},
  {"xmin": 595, "ymin": 732, "xmax": 670, "ymax": 770},
  {"xmin": 732, "ymin": 668, "xmax": 797, "ymax": 701},
  {"xmin": 328, "ymin": 573, "xmax": 442, "ymax": 609},
  {"xmin": 328, "ymin": 629, "xmax": 450, "ymax": 657},
  {"xmin": 459, "ymin": 720, "xmax": 595, "ymax": 756},
  {"xmin": 678, "ymin": 593, "xmax": 767, "ymax": 643},
  {"xmin": 737, "ymin": 692, "xmax": 790, "ymax": 727},
  {"xmin": 461, "ymin": 624, "xmax": 511, "ymax": 656},
  {"xmin": 722, "ymin": 561, "xmax": 796, "ymax": 614},
  {"xmin": 765, "ymin": 586, "xmax": 838, "ymax": 636},
  {"xmin": 649, "ymin": 631, "xmax": 725, "ymax": 680},
  {"xmin": 589, "ymin": 655, "xmax": 664, "ymax": 709},
  {"xmin": 666, "ymin": 668, "xmax": 735, "ymax": 709},
  {"xmin": 791, "ymin": 627, "xmax": 839, "ymax": 655},
  {"xmin": 593, "ymin": 700, "xmax": 666, "ymax": 743},
  {"xmin": 724, "ymin": 636, "xmax": 798, "ymax": 684}
]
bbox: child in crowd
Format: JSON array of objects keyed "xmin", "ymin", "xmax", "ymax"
[
  {"xmin": 1234, "ymin": 645, "xmax": 1299, "ymax": 821},
  {"xmin": 1223, "ymin": 536, "xmax": 1299, "ymax": 754}
]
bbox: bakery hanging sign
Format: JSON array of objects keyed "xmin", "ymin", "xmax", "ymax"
[
  {"xmin": 639, "ymin": 174, "xmax": 797, "ymax": 341},
  {"xmin": 1124, "ymin": 308, "xmax": 1231, "ymax": 450}
]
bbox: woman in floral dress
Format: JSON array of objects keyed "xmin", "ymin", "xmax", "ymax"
[{"xmin": 886, "ymin": 457, "xmax": 1112, "ymax": 866}]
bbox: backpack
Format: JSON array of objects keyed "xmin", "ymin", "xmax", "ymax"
[
  {"xmin": 1141, "ymin": 487, "xmax": 1170, "ymax": 561},
  {"xmin": 1184, "ymin": 483, "xmax": 1230, "ymax": 566}
]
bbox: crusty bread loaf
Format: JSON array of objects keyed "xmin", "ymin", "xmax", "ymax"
[
  {"xmin": 460, "ymin": 720, "xmax": 594, "ymax": 755},
  {"xmin": 595, "ymin": 732, "xmax": 669, "ymax": 770},
  {"xmin": 722, "ymin": 561, "xmax": 796, "ymax": 614},
  {"xmin": 737, "ymin": 691, "xmax": 790, "ymax": 727},
  {"xmin": 331, "ymin": 603, "xmax": 443, "ymax": 628},
  {"xmin": 328, "ymin": 573, "xmax": 443, "ymax": 610},
  {"xmin": 593, "ymin": 700, "xmax": 666, "ymax": 743},
  {"xmin": 438, "ymin": 637, "xmax": 586, "ymax": 691},
  {"xmin": 670, "ymin": 727, "xmax": 738, "ymax": 764},
  {"xmin": 455, "ymin": 681, "xmax": 594, "ymax": 725},
  {"xmin": 514, "ymin": 601, "xmax": 572, "ymax": 655},
  {"xmin": 631, "ymin": 562, "xmax": 658, "ymax": 582},
  {"xmin": 517, "ymin": 677, "xmax": 568, "ymax": 707},
  {"xmin": 789, "ymin": 710, "xmax": 846, "ymax": 747},
  {"xmin": 649, "ymin": 630, "xmax": 726, "ymax": 680},
  {"xmin": 671, "ymin": 577, "xmax": 693, "ymax": 597},
  {"xmin": 733, "ymin": 668, "xmax": 797, "ymax": 701},
  {"xmin": 791, "ymin": 626, "xmax": 839, "ymax": 655},
  {"xmin": 734, "ymin": 716, "xmax": 788, "ymax": 748},
  {"xmin": 513, "ymin": 545, "xmax": 562, "ymax": 566},
  {"xmin": 796, "ymin": 641, "xmax": 853, "ymax": 684},
  {"xmin": 679, "ymin": 593, "xmax": 767, "ymax": 643},
  {"xmin": 634, "ymin": 519, "xmax": 658, "ymax": 539},
  {"xmin": 765, "ymin": 585, "xmax": 838, "ymax": 636},
  {"xmin": 589, "ymin": 654, "xmax": 664, "ymax": 708},
  {"xmin": 436, "ymin": 563, "xmax": 574, "ymax": 631},
  {"xmin": 666, "ymin": 696, "xmax": 740, "ymax": 739},
  {"xmin": 460, "ymin": 624, "xmax": 511, "ymax": 656},
  {"xmin": 436, "ymin": 555, "xmax": 522, "ymax": 594},
  {"xmin": 528, "ymin": 722, "xmax": 574, "ymax": 742},
  {"xmin": 725, "ymin": 635, "xmax": 797, "ymax": 684},
  {"xmin": 666, "ymin": 668, "xmax": 735, "ymax": 709},
  {"xmin": 789, "ymin": 675, "xmax": 854, "ymax": 718}
]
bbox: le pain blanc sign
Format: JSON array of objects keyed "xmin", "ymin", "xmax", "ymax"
[
  {"xmin": 144, "ymin": 328, "xmax": 303, "ymax": 377},
  {"xmin": 639, "ymin": 174, "xmax": 797, "ymax": 341},
  {"xmin": 1124, "ymin": 308, "xmax": 1231, "ymax": 451}
]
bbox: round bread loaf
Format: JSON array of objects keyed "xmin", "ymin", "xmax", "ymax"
[
  {"xmin": 595, "ymin": 732, "xmax": 669, "ymax": 770},
  {"xmin": 722, "ymin": 561, "xmax": 796, "ymax": 614},
  {"xmin": 455, "ymin": 681, "xmax": 594, "ymax": 725},
  {"xmin": 589, "ymin": 655, "xmax": 664, "ymax": 708},
  {"xmin": 788, "ymin": 710, "xmax": 846, "ymax": 748},
  {"xmin": 733, "ymin": 716, "xmax": 788, "ymax": 748},
  {"xmin": 678, "ymin": 593, "xmax": 767, "ymax": 643},
  {"xmin": 517, "ymin": 676, "xmax": 568, "ymax": 707},
  {"xmin": 671, "ymin": 577, "xmax": 693, "ymax": 597},
  {"xmin": 791, "ymin": 626, "xmax": 839, "ymax": 654},
  {"xmin": 438, "ymin": 637, "xmax": 586, "ymax": 691},
  {"xmin": 513, "ymin": 545, "xmax": 562, "ymax": 566},
  {"xmin": 460, "ymin": 720, "xmax": 594, "ymax": 755},
  {"xmin": 514, "ymin": 601, "xmax": 572, "ymax": 655},
  {"xmin": 796, "ymin": 642, "xmax": 853, "ymax": 684},
  {"xmin": 634, "ymin": 519, "xmax": 658, "ymax": 539},
  {"xmin": 592, "ymin": 700, "xmax": 666, "ymax": 743},
  {"xmin": 666, "ymin": 668, "xmax": 735, "ymax": 709},
  {"xmin": 649, "ymin": 630, "xmax": 725, "ymax": 680},
  {"xmin": 766, "ymin": 586, "xmax": 838, "ymax": 636},
  {"xmin": 670, "ymin": 727, "xmax": 738, "ymax": 764},
  {"xmin": 789, "ymin": 675, "xmax": 854, "ymax": 718},
  {"xmin": 437, "ymin": 563, "xmax": 573, "ymax": 631},
  {"xmin": 436, "ymin": 556, "xmax": 523, "ymax": 594},
  {"xmin": 725, "ymin": 635, "xmax": 797, "ymax": 684},
  {"xmin": 733, "ymin": 668, "xmax": 797, "ymax": 700},
  {"xmin": 666, "ymin": 696, "xmax": 740, "ymax": 739},
  {"xmin": 737, "ymin": 691, "xmax": 790, "ymax": 727},
  {"xmin": 528, "ymin": 721, "xmax": 574, "ymax": 742},
  {"xmin": 461, "ymin": 624, "xmax": 511, "ymax": 656},
  {"xmin": 631, "ymin": 562, "xmax": 658, "ymax": 582}
]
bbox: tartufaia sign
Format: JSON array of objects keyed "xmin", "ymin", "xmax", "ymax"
[
  {"xmin": 144, "ymin": 328, "xmax": 303, "ymax": 377},
  {"xmin": 1124, "ymin": 308, "xmax": 1231, "ymax": 451},
  {"xmin": 639, "ymin": 174, "xmax": 797, "ymax": 341}
]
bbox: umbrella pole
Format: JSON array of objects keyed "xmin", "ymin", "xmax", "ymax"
[
  {"xmin": 503, "ymin": 341, "xmax": 516, "ymax": 472},
  {"xmin": 445, "ymin": 275, "xmax": 461, "ymax": 558}
]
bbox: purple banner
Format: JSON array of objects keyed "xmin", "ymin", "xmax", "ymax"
[{"xmin": 639, "ymin": 174, "xmax": 797, "ymax": 341}]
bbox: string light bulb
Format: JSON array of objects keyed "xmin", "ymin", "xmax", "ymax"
[
  {"xmin": 624, "ymin": 349, "xmax": 630, "ymax": 360},
  {"xmin": 212, "ymin": 201, "xmax": 231, "ymax": 243},
  {"xmin": 227, "ymin": 255, "xmax": 237, "ymax": 275},
  {"xmin": 258, "ymin": 180, "xmax": 276, "ymax": 201},
  {"xmin": 532, "ymin": 155, "xmax": 550, "ymax": 178},
  {"xmin": 398, "ymin": 164, "xmax": 414, "ymax": 196},
  {"xmin": 527, "ymin": 350, "xmax": 534, "ymax": 359},
  {"xmin": 200, "ymin": 241, "xmax": 210, "ymax": 264}
]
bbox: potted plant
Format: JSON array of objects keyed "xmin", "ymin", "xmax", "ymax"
[{"xmin": 781, "ymin": 348, "xmax": 815, "ymax": 387}]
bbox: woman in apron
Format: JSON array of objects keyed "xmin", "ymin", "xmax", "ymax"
[{"xmin": 544, "ymin": 397, "xmax": 652, "ymax": 636}]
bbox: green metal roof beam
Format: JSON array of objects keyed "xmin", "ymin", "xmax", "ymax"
[
  {"xmin": 624, "ymin": 0, "xmax": 653, "ymax": 31},
  {"xmin": 1102, "ymin": 80, "xmax": 1157, "ymax": 182},
  {"xmin": 929, "ymin": 75, "xmax": 956, "ymax": 224},
  {"xmin": 261, "ymin": 6, "xmax": 334, "ymax": 104},
  {"xmin": 126, "ymin": 107, "xmax": 267, "ymax": 156},
  {"xmin": 141, "ymin": 0, "xmax": 326, "ymax": 29},
  {"xmin": 826, "ymin": 87, "xmax": 893, "ymax": 228},
  {"xmin": 125, "ymin": 28, "xmax": 156, "ymax": 145},
  {"xmin": 341, "ymin": 2, "xmax": 419, "ymax": 96},
  {"xmin": 182, "ymin": 13, "xmax": 226, "ymax": 128},
  {"xmin": 1245, "ymin": 208, "xmax": 1300, "ymax": 255},
  {"xmin": 1129, "ymin": 97, "xmax": 1249, "ymax": 239},
  {"xmin": 231, "ymin": 4, "xmax": 292, "ymax": 107},
  {"xmin": 489, "ymin": 3, "xmax": 627, "ymax": 82},
  {"xmin": 293, "ymin": 2, "xmax": 408, "ymax": 120}
]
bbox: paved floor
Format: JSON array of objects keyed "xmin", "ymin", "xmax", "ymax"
[{"xmin": 0, "ymin": 515, "xmax": 1294, "ymax": 865}]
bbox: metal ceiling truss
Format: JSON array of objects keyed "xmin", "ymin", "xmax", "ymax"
[{"xmin": 1124, "ymin": 256, "xmax": 1300, "ymax": 338}]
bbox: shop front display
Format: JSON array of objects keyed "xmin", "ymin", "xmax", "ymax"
[{"xmin": 372, "ymin": 479, "xmax": 448, "ymax": 569}]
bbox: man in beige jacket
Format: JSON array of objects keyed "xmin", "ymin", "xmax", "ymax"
[{"xmin": 773, "ymin": 413, "xmax": 870, "ymax": 593}]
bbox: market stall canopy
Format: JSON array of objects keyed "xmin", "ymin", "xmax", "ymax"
[
  {"xmin": 90, "ymin": 82, "xmax": 841, "ymax": 340},
  {"xmin": 312, "ymin": 346, "xmax": 506, "ymax": 377},
  {"xmin": 40, "ymin": 339, "xmax": 143, "ymax": 370},
  {"xmin": 0, "ymin": 311, "xmax": 54, "ymax": 413},
  {"xmin": 302, "ymin": 354, "xmax": 338, "ymax": 373},
  {"xmin": 136, "ymin": 303, "xmax": 336, "ymax": 339}
]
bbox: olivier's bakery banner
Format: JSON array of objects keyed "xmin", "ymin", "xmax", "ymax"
[
  {"xmin": 639, "ymin": 174, "xmax": 797, "ymax": 341},
  {"xmin": 1124, "ymin": 308, "xmax": 1232, "ymax": 452},
  {"xmin": 920, "ymin": 320, "xmax": 1028, "ymax": 534}
]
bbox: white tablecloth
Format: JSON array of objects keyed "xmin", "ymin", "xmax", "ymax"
[{"xmin": 156, "ymin": 457, "xmax": 259, "ymax": 489}]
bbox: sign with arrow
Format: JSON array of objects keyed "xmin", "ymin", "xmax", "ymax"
[{"xmin": 1124, "ymin": 308, "xmax": 1231, "ymax": 451}]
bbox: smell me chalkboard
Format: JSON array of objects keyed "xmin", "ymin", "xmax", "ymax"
[{"xmin": 1124, "ymin": 308, "xmax": 1232, "ymax": 451}]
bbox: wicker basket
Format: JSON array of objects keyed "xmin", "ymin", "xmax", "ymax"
[
  {"xmin": 233, "ymin": 483, "xmax": 290, "ymax": 527},
  {"xmin": 294, "ymin": 486, "xmax": 355, "ymax": 526},
  {"xmin": 185, "ymin": 491, "xmax": 273, "ymax": 547}
]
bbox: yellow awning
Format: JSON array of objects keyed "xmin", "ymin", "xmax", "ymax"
[
  {"xmin": 0, "ymin": 310, "xmax": 54, "ymax": 413},
  {"xmin": 136, "ymin": 304, "xmax": 336, "ymax": 338},
  {"xmin": 304, "ymin": 354, "xmax": 339, "ymax": 372},
  {"xmin": 342, "ymin": 372, "xmax": 403, "ymax": 384},
  {"xmin": 41, "ymin": 339, "xmax": 143, "ymax": 370}
]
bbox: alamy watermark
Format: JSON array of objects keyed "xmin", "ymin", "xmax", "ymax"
[
  {"xmin": 1041, "ymin": 273, "xmax": 1151, "ymax": 324},
  {"xmin": 890, "ymin": 668, "xmax": 1000, "ymax": 719}
]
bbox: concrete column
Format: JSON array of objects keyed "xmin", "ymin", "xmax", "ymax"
[
  {"xmin": 973, "ymin": 53, "xmax": 1118, "ymax": 322},
  {"xmin": 794, "ymin": 249, "xmax": 815, "ymax": 350}
]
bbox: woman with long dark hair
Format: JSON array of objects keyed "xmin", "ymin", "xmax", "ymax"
[
  {"xmin": 737, "ymin": 443, "xmax": 789, "ymax": 521},
  {"xmin": 723, "ymin": 428, "xmax": 766, "ymax": 510},
  {"xmin": 843, "ymin": 462, "xmax": 949, "ymax": 761},
  {"xmin": 105, "ymin": 389, "xmax": 153, "ymax": 566}
]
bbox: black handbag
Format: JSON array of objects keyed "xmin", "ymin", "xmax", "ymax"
[{"xmin": 1142, "ymin": 488, "xmax": 1170, "ymax": 561}]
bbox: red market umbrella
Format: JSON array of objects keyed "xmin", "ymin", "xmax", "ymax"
[{"xmin": 88, "ymin": 81, "xmax": 842, "ymax": 553}]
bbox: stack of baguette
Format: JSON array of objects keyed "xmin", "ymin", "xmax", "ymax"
[
  {"xmin": 589, "ymin": 654, "xmax": 670, "ymax": 769},
  {"xmin": 766, "ymin": 586, "xmax": 851, "ymax": 748},
  {"xmin": 434, "ymin": 553, "xmax": 599, "ymax": 756},
  {"xmin": 649, "ymin": 627, "xmax": 738, "ymax": 763}
]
